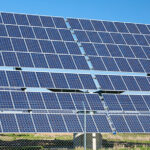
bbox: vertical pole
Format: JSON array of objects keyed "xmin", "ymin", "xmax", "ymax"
[{"xmin": 82, "ymin": 101, "xmax": 86, "ymax": 150}]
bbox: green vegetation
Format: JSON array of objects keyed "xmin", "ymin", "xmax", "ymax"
[{"xmin": 0, "ymin": 133, "xmax": 149, "ymax": 149}]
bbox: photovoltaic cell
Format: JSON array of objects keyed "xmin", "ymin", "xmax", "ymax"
[
  {"xmin": 46, "ymin": 28, "xmax": 61, "ymax": 40},
  {"xmin": 19, "ymin": 26, "xmax": 35, "ymax": 38},
  {"xmin": 11, "ymin": 38, "xmax": 27, "ymax": 52},
  {"xmin": 140, "ymin": 59, "xmax": 150, "ymax": 73},
  {"xmin": 6, "ymin": 25, "xmax": 21, "ymax": 37},
  {"xmin": 79, "ymin": 19, "xmax": 94, "ymax": 31},
  {"xmin": 1, "ymin": 13, "xmax": 16, "ymax": 24},
  {"xmin": 74, "ymin": 30, "xmax": 90, "ymax": 42},
  {"xmin": 0, "ymin": 37, "xmax": 13, "ymax": 51},
  {"xmin": 122, "ymin": 34, "xmax": 137, "ymax": 45},
  {"xmin": 27, "ymin": 15, "xmax": 42, "ymax": 26},
  {"xmin": 40, "ymin": 16, "xmax": 55, "ymax": 27},
  {"xmin": 111, "ymin": 115, "xmax": 130, "ymax": 132},
  {"xmin": 59, "ymin": 29, "xmax": 74, "ymax": 41},
  {"xmin": 134, "ymin": 34, "xmax": 148, "ymax": 46},
  {"xmin": 110, "ymin": 33, "xmax": 126, "ymax": 44},
  {"xmin": 67, "ymin": 18, "xmax": 82, "ymax": 30},
  {"xmin": 0, "ymin": 71, "xmax": 8, "ymax": 86},
  {"xmin": 138, "ymin": 115, "xmax": 150, "ymax": 132},
  {"xmin": 36, "ymin": 72, "xmax": 54, "ymax": 88},
  {"xmin": 94, "ymin": 44, "xmax": 110, "ymax": 56},
  {"xmin": 0, "ymin": 24, "xmax": 8, "ymax": 36},
  {"xmin": 98, "ymin": 32, "xmax": 114, "ymax": 44},
  {"xmin": 33, "ymin": 27, "xmax": 48, "ymax": 39},
  {"xmin": 102, "ymin": 21, "xmax": 117, "ymax": 32},
  {"xmin": 81, "ymin": 43, "xmax": 97, "ymax": 56},
  {"xmin": 136, "ymin": 24, "xmax": 150, "ymax": 34},
  {"xmin": 52, "ymin": 17, "xmax": 67, "ymax": 28},
  {"xmin": 86, "ymin": 31, "xmax": 102, "ymax": 43},
  {"xmin": 114, "ymin": 22, "xmax": 128, "ymax": 33},
  {"xmin": 91, "ymin": 20, "xmax": 106, "ymax": 31},
  {"xmin": 14, "ymin": 14, "xmax": 29, "ymax": 25},
  {"xmin": 125, "ymin": 23, "xmax": 140, "ymax": 33}
]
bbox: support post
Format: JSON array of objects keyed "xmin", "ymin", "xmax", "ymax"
[{"xmin": 83, "ymin": 101, "xmax": 86, "ymax": 150}]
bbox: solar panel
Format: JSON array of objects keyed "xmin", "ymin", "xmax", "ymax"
[
  {"xmin": 14, "ymin": 13, "xmax": 29, "ymax": 25},
  {"xmin": 1, "ymin": 13, "xmax": 16, "ymax": 24},
  {"xmin": 6, "ymin": 25, "xmax": 21, "ymax": 37},
  {"xmin": 138, "ymin": 115, "xmax": 150, "ymax": 132},
  {"xmin": 40, "ymin": 16, "xmax": 55, "ymax": 27},
  {"xmin": 0, "ymin": 24, "xmax": 8, "ymax": 36},
  {"xmin": 79, "ymin": 19, "xmax": 94, "ymax": 31},
  {"xmin": 33, "ymin": 27, "xmax": 48, "ymax": 39}
]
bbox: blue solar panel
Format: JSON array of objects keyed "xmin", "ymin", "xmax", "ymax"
[
  {"xmin": 102, "ymin": 57, "xmax": 119, "ymax": 71},
  {"xmin": 0, "ymin": 54, "xmax": 4, "ymax": 66},
  {"xmin": 14, "ymin": 14, "xmax": 29, "ymax": 25},
  {"xmin": 122, "ymin": 33, "xmax": 137, "ymax": 45},
  {"xmin": 27, "ymin": 92, "xmax": 45, "ymax": 109},
  {"xmin": 134, "ymin": 34, "xmax": 148, "ymax": 46},
  {"xmin": 89, "ymin": 56, "xmax": 106, "ymax": 71},
  {"xmin": 145, "ymin": 35, "xmax": 150, "ymax": 45},
  {"xmin": 65, "ymin": 42, "xmax": 81, "ymax": 55},
  {"xmin": 39, "ymin": 40, "xmax": 55, "ymax": 53},
  {"xmin": 93, "ymin": 115, "xmax": 112, "ymax": 132},
  {"xmin": 6, "ymin": 71, "xmax": 24, "ymax": 87},
  {"xmin": 96, "ymin": 75, "xmax": 114, "ymax": 90},
  {"xmin": 59, "ymin": 29, "xmax": 74, "ymax": 41},
  {"xmin": 45, "ymin": 54, "xmax": 63, "ymax": 69},
  {"xmin": 47, "ymin": 114, "xmax": 67, "ymax": 132},
  {"xmin": 138, "ymin": 115, "xmax": 150, "ymax": 132},
  {"xmin": 33, "ymin": 27, "xmax": 48, "ymax": 39},
  {"xmin": 114, "ymin": 22, "xmax": 128, "ymax": 33},
  {"xmin": 124, "ymin": 115, "xmax": 144, "ymax": 132},
  {"xmin": 111, "ymin": 115, "xmax": 130, "ymax": 132},
  {"xmin": 36, "ymin": 72, "xmax": 54, "ymax": 88},
  {"xmin": 52, "ymin": 17, "xmax": 67, "ymax": 28},
  {"xmin": 17, "ymin": 52, "xmax": 34, "ymax": 67},
  {"xmin": 1, "ymin": 13, "xmax": 16, "ymax": 24},
  {"xmin": 42, "ymin": 93, "xmax": 60, "ymax": 109},
  {"xmin": 110, "ymin": 33, "xmax": 126, "ymax": 44},
  {"xmin": 71, "ymin": 93, "xmax": 90, "ymax": 110},
  {"xmin": 0, "ymin": 24, "xmax": 8, "ymax": 36},
  {"xmin": 27, "ymin": 15, "xmax": 42, "ymax": 26},
  {"xmin": 79, "ymin": 74, "xmax": 96, "ymax": 89},
  {"xmin": 57, "ymin": 93, "xmax": 75, "ymax": 109},
  {"xmin": 0, "ymin": 91, "xmax": 13, "ymax": 108},
  {"xmin": 11, "ymin": 38, "xmax": 27, "ymax": 52},
  {"xmin": 74, "ymin": 30, "xmax": 90, "ymax": 42},
  {"xmin": 46, "ymin": 28, "xmax": 61, "ymax": 40},
  {"xmin": 118, "ymin": 45, "xmax": 135, "ymax": 58},
  {"xmin": 86, "ymin": 31, "xmax": 102, "ymax": 43},
  {"xmin": 67, "ymin": 18, "xmax": 82, "ymax": 30},
  {"xmin": 131, "ymin": 46, "xmax": 146, "ymax": 58},
  {"xmin": 0, "ymin": 114, "xmax": 18, "ymax": 132},
  {"xmin": 0, "ymin": 37, "xmax": 13, "ymax": 51},
  {"xmin": 16, "ymin": 114, "xmax": 35, "ymax": 132},
  {"xmin": 116, "ymin": 95, "xmax": 135, "ymax": 111},
  {"xmin": 79, "ymin": 19, "xmax": 94, "ymax": 31},
  {"xmin": 0, "ymin": 71, "xmax": 8, "ymax": 86},
  {"xmin": 91, "ymin": 20, "xmax": 106, "ymax": 31},
  {"xmin": 65, "ymin": 73, "xmax": 83, "ymax": 89},
  {"xmin": 19, "ymin": 26, "xmax": 35, "ymax": 38},
  {"xmin": 103, "ymin": 94, "xmax": 122, "ymax": 111},
  {"xmin": 52, "ymin": 41, "xmax": 68, "ymax": 54},
  {"xmin": 78, "ymin": 115, "xmax": 97, "ymax": 132},
  {"xmin": 127, "ymin": 59, "xmax": 145, "ymax": 72},
  {"xmin": 6, "ymin": 25, "xmax": 21, "ymax": 37},
  {"xmin": 115, "ymin": 58, "xmax": 132, "ymax": 72},
  {"xmin": 103, "ymin": 21, "xmax": 117, "ymax": 32},
  {"xmin": 31, "ymin": 53, "xmax": 48, "ymax": 68},
  {"xmin": 81, "ymin": 43, "xmax": 97, "ymax": 56},
  {"xmin": 106, "ymin": 44, "xmax": 123, "ymax": 57},
  {"xmin": 122, "ymin": 76, "xmax": 140, "ymax": 91},
  {"xmin": 2, "ymin": 52, "xmax": 19, "ymax": 66},
  {"xmin": 85, "ymin": 94, "xmax": 104, "ymax": 110},
  {"xmin": 51, "ymin": 73, "xmax": 69, "ymax": 89},
  {"xmin": 125, "ymin": 23, "xmax": 140, "ymax": 33},
  {"xmin": 98, "ymin": 32, "xmax": 114, "ymax": 44},
  {"xmin": 63, "ymin": 115, "xmax": 83, "ymax": 132},
  {"xmin": 25, "ymin": 39, "xmax": 41, "ymax": 52},
  {"xmin": 11, "ymin": 92, "xmax": 29, "ymax": 109},
  {"xmin": 142, "ymin": 95, "xmax": 150, "ymax": 110},
  {"xmin": 40, "ymin": 16, "xmax": 55, "ymax": 27},
  {"xmin": 136, "ymin": 24, "xmax": 150, "ymax": 34},
  {"xmin": 59, "ymin": 55, "xmax": 76, "ymax": 69},
  {"xmin": 135, "ymin": 76, "xmax": 150, "ymax": 91},
  {"xmin": 22, "ymin": 71, "xmax": 39, "ymax": 87},
  {"xmin": 32, "ymin": 114, "xmax": 51, "ymax": 132},
  {"xmin": 73, "ymin": 55, "xmax": 89, "ymax": 70},
  {"xmin": 94, "ymin": 44, "xmax": 110, "ymax": 56},
  {"xmin": 129, "ymin": 95, "xmax": 149, "ymax": 111},
  {"xmin": 109, "ymin": 75, "xmax": 127, "ymax": 91},
  {"xmin": 142, "ymin": 46, "xmax": 150, "ymax": 59}
]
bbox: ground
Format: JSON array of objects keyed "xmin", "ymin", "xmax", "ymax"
[{"xmin": 0, "ymin": 133, "xmax": 149, "ymax": 149}]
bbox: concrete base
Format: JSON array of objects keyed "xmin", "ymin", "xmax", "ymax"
[{"xmin": 73, "ymin": 133, "xmax": 102, "ymax": 150}]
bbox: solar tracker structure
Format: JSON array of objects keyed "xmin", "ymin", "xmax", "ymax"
[{"xmin": 0, "ymin": 12, "xmax": 150, "ymax": 133}]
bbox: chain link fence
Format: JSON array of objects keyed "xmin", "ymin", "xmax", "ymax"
[{"xmin": 0, "ymin": 133, "xmax": 149, "ymax": 150}]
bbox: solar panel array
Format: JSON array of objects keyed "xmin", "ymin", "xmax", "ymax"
[{"xmin": 0, "ymin": 12, "xmax": 150, "ymax": 133}]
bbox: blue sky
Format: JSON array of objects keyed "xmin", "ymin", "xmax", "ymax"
[{"xmin": 0, "ymin": 0, "xmax": 150, "ymax": 24}]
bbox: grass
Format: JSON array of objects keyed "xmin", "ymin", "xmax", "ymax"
[{"xmin": 0, "ymin": 133, "xmax": 149, "ymax": 149}]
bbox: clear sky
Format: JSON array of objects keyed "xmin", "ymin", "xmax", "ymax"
[{"xmin": 0, "ymin": 0, "xmax": 150, "ymax": 24}]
